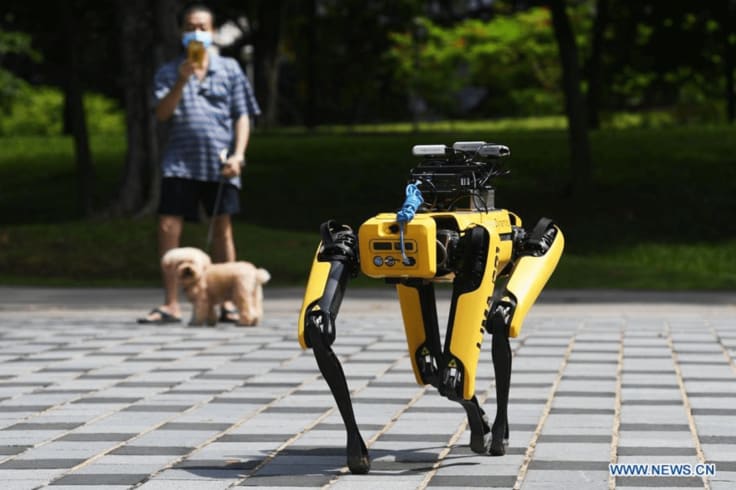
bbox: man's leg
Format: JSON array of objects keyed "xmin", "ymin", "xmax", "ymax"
[
  {"xmin": 158, "ymin": 214, "xmax": 184, "ymax": 317},
  {"xmin": 212, "ymin": 214, "xmax": 236, "ymax": 263},
  {"xmin": 139, "ymin": 214, "xmax": 184, "ymax": 323},
  {"xmin": 139, "ymin": 177, "xmax": 200, "ymax": 324}
]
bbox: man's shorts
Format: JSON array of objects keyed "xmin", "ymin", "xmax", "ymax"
[{"xmin": 159, "ymin": 177, "xmax": 240, "ymax": 222}]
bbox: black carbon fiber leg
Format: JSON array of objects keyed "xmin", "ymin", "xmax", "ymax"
[
  {"xmin": 306, "ymin": 322, "xmax": 370, "ymax": 474},
  {"xmin": 462, "ymin": 396, "xmax": 492, "ymax": 453},
  {"xmin": 490, "ymin": 311, "xmax": 512, "ymax": 456},
  {"xmin": 302, "ymin": 220, "xmax": 369, "ymax": 474}
]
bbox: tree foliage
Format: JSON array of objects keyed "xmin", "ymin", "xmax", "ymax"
[
  {"xmin": 2, "ymin": 0, "xmax": 735, "ymax": 217},
  {"xmin": 3, "ymin": 0, "xmax": 733, "ymax": 128},
  {"xmin": 387, "ymin": 8, "xmax": 566, "ymax": 118},
  {"xmin": 0, "ymin": 29, "xmax": 40, "ymax": 110}
]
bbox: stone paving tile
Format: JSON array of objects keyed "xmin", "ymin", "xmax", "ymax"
[{"xmin": 0, "ymin": 289, "xmax": 734, "ymax": 489}]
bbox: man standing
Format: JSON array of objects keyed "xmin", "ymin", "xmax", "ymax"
[{"xmin": 138, "ymin": 3, "xmax": 260, "ymax": 324}]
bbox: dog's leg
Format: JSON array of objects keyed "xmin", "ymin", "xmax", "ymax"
[
  {"xmin": 246, "ymin": 280, "xmax": 260, "ymax": 325},
  {"xmin": 207, "ymin": 303, "xmax": 217, "ymax": 326},
  {"xmin": 191, "ymin": 298, "xmax": 208, "ymax": 326},
  {"xmin": 254, "ymin": 284, "xmax": 264, "ymax": 324},
  {"xmin": 184, "ymin": 292, "xmax": 197, "ymax": 326},
  {"xmin": 234, "ymin": 295, "xmax": 254, "ymax": 326},
  {"xmin": 232, "ymin": 275, "xmax": 257, "ymax": 326}
]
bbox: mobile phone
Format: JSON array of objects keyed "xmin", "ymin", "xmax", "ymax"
[{"xmin": 187, "ymin": 41, "xmax": 205, "ymax": 68}]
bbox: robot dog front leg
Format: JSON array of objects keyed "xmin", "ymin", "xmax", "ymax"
[
  {"xmin": 298, "ymin": 221, "xmax": 370, "ymax": 474},
  {"xmin": 397, "ymin": 273, "xmax": 493, "ymax": 455},
  {"xmin": 487, "ymin": 307, "xmax": 512, "ymax": 456}
]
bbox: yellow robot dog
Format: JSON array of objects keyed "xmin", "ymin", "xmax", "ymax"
[{"xmin": 298, "ymin": 141, "xmax": 564, "ymax": 474}]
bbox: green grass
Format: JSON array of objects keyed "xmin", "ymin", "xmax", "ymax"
[
  {"xmin": 310, "ymin": 115, "xmax": 569, "ymax": 133},
  {"xmin": 0, "ymin": 219, "xmax": 319, "ymax": 287},
  {"xmin": 1, "ymin": 123, "xmax": 735, "ymax": 289},
  {"xmin": 1, "ymin": 220, "xmax": 734, "ymax": 290}
]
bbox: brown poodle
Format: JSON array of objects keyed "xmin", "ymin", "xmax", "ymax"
[{"xmin": 163, "ymin": 247, "xmax": 270, "ymax": 326}]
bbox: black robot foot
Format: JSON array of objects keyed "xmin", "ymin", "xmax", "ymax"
[
  {"xmin": 489, "ymin": 436, "xmax": 508, "ymax": 456},
  {"xmin": 347, "ymin": 432, "xmax": 371, "ymax": 474},
  {"xmin": 470, "ymin": 430, "xmax": 493, "ymax": 454},
  {"xmin": 489, "ymin": 426, "xmax": 508, "ymax": 456}
]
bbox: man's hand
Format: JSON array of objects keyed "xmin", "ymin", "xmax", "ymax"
[
  {"xmin": 155, "ymin": 61, "xmax": 194, "ymax": 122},
  {"xmin": 221, "ymin": 155, "xmax": 244, "ymax": 178},
  {"xmin": 178, "ymin": 59, "xmax": 195, "ymax": 82}
]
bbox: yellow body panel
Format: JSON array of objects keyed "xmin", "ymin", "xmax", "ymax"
[
  {"xmin": 506, "ymin": 226, "xmax": 565, "ymax": 338},
  {"xmin": 359, "ymin": 214, "xmax": 437, "ymax": 278},
  {"xmin": 396, "ymin": 284, "xmax": 427, "ymax": 386},
  {"xmin": 298, "ymin": 244, "xmax": 331, "ymax": 349},
  {"xmin": 358, "ymin": 210, "xmax": 517, "ymax": 280},
  {"xmin": 447, "ymin": 223, "xmax": 502, "ymax": 400}
]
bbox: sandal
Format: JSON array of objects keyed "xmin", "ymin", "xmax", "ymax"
[
  {"xmin": 137, "ymin": 307, "xmax": 182, "ymax": 325},
  {"xmin": 219, "ymin": 306, "xmax": 240, "ymax": 323}
]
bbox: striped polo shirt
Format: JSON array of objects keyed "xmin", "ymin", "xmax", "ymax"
[{"xmin": 153, "ymin": 53, "xmax": 261, "ymax": 189}]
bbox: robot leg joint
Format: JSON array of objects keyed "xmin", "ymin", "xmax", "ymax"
[
  {"xmin": 416, "ymin": 346, "xmax": 440, "ymax": 387},
  {"xmin": 305, "ymin": 309, "xmax": 336, "ymax": 347},
  {"xmin": 438, "ymin": 358, "xmax": 465, "ymax": 401},
  {"xmin": 486, "ymin": 296, "xmax": 516, "ymax": 337},
  {"xmin": 318, "ymin": 220, "xmax": 359, "ymax": 275},
  {"xmin": 514, "ymin": 217, "xmax": 558, "ymax": 257}
]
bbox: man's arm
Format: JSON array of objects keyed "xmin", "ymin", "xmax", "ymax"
[
  {"xmin": 222, "ymin": 114, "xmax": 250, "ymax": 178},
  {"xmin": 155, "ymin": 61, "xmax": 194, "ymax": 122}
]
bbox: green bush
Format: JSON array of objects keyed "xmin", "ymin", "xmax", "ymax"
[
  {"xmin": 2, "ymin": 125, "xmax": 736, "ymax": 289},
  {"xmin": 0, "ymin": 86, "xmax": 63, "ymax": 136},
  {"xmin": 0, "ymin": 85, "xmax": 125, "ymax": 136},
  {"xmin": 83, "ymin": 93, "xmax": 126, "ymax": 134}
]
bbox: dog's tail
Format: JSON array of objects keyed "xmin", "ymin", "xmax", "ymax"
[{"xmin": 256, "ymin": 268, "xmax": 271, "ymax": 285}]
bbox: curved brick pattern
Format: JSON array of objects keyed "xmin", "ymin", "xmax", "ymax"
[{"xmin": 0, "ymin": 287, "xmax": 733, "ymax": 489}]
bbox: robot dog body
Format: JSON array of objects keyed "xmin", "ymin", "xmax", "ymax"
[{"xmin": 298, "ymin": 142, "xmax": 564, "ymax": 473}]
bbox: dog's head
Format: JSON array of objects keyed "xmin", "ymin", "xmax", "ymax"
[
  {"xmin": 176, "ymin": 259, "xmax": 206, "ymax": 287},
  {"xmin": 162, "ymin": 247, "xmax": 212, "ymax": 290},
  {"xmin": 162, "ymin": 247, "xmax": 212, "ymax": 270}
]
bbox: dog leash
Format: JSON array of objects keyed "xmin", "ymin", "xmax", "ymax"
[{"xmin": 206, "ymin": 148, "xmax": 229, "ymax": 252}]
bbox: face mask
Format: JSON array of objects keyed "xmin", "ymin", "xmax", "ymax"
[{"xmin": 182, "ymin": 30, "xmax": 213, "ymax": 49}]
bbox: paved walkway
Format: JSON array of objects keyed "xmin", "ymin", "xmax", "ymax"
[{"xmin": 0, "ymin": 287, "xmax": 734, "ymax": 489}]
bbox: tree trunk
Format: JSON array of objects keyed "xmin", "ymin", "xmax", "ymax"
[
  {"xmin": 304, "ymin": 0, "xmax": 317, "ymax": 128},
  {"xmin": 109, "ymin": 0, "xmax": 180, "ymax": 217},
  {"xmin": 724, "ymin": 0, "xmax": 735, "ymax": 123},
  {"xmin": 253, "ymin": 0, "xmax": 283, "ymax": 128},
  {"xmin": 727, "ymin": 53, "xmax": 735, "ymax": 123},
  {"xmin": 62, "ymin": 3, "xmax": 95, "ymax": 216},
  {"xmin": 586, "ymin": 0, "xmax": 609, "ymax": 129},
  {"xmin": 140, "ymin": 0, "xmax": 182, "ymax": 216},
  {"xmin": 549, "ymin": 0, "xmax": 592, "ymax": 194}
]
